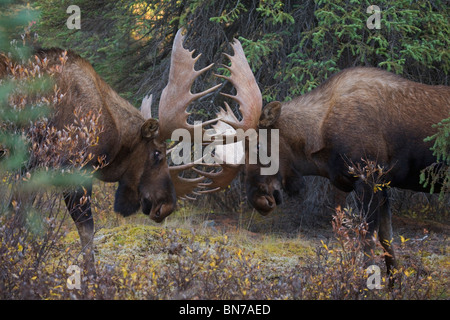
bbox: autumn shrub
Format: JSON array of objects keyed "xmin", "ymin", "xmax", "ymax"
[
  {"xmin": 2, "ymin": 205, "xmax": 445, "ymax": 299},
  {"xmin": 280, "ymin": 206, "xmax": 375, "ymax": 299},
  {"xmin": 101, "ymin": 229, "xmax": 284, "ymax": 300},
  {"xmin": 282, "ymin": 206, "xmax": 447, "ymax": 300},
  {"xmin": 8, "ymin": 227, "xmax": 284, "ymax": 300},
  {"xmin": 0, "ymin": 205, "xmax": 68, "ymax": 299},
  {"xmin": 140, "ymin": 229, "xmax": 282, "ymax": 299},
  {"xmin": 0, "ymin": 7, "xmax": 103, "ymax": 299}
]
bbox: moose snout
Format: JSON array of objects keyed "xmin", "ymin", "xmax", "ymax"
[
  {"xmin": 141, "ymin": 194, "xmax": 176, "ymax": 223},
  {"xmin": 250, "ymin": 183, "xmax": 283, "ymax": 216},
  {"xmin": 151, "ymin": 201, "xmax": 175, "ymax": 223}
]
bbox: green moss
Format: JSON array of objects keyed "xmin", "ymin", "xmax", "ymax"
[{"xmin": 260, "ymin": 238, "xmax": 315, "ymax": 257}]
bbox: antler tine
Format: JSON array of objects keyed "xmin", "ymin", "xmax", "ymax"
[
  {"xmin": 213, "ymin": 38, "xmax": 263, "ymax": 132},
  {"xmin": 193, "ymin": 163, "xmax": 242, "ymax": 193},
  {"xmin": 169, "ymin": 162, "xmax": 206, "ymax": 200},
  {"xmin": 168, "ymin": 153, "xmax": 221, "ymax": 199},
  {"xmin": 169, "ymin": 158, "xmax": 240, "ymax": 199},
  {"xmin": 140, "ymin": 94, "xmax": 153, "ymax": 120},
  {"xmin": 158, "ymin": 28, "xmax": 221, "ymax": 140}
]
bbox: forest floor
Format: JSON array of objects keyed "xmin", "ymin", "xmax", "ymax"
[
  {"xmin": 2, "ymin": 181, "xmax": 448, "ymax": 299},
  {"xmin": 55, "ymin": 182, "xmax": 449, "ymax": 300}
]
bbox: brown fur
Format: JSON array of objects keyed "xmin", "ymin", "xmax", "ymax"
[
  {"xmin": 2, "ymin": 49, "xmax": 177, "ymax": 275},
  {"xmin": 0, "ymin": 53, "xmax": 7, "ymax": 78},
  {"xmin": 263, "ymin": 67, "xmax": 449, "ymax": 191},
  {"xmin": 246, "ymin": 67, "xmax": 450, "ymax": 276},
  {"xmin": 32, "ymin": 48, "xmax": 176, "ymax": 219}
]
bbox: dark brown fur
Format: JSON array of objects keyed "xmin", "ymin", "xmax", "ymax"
[
  {"xmin": 2, "ymin": 49, "xmax": 177, "ymax": 274},
  {"xmin": 246, "ymin": 67, "xmax": 450, "ymax": 276}
]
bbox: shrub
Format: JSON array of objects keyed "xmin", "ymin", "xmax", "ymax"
[
  {"xmin": 283, "ymin": 206, "xmax": 447, "ymax": 300},
  {"xmin": 0, "ymin": 5, "xmax": 103, "ymax": 299}
]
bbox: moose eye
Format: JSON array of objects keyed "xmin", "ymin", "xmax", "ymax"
[{"xmin": 153, "ymin": 150, "xmax": 162, "ymax": 163}]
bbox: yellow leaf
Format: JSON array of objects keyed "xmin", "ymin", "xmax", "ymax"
[{"xmin": 400, "ymin": 235, "xmax": 410, "ymax": 244}]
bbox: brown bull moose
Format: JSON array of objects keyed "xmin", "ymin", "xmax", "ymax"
[
  {"xmin": 0, "ymin": 46, "xmax": 186, "ymax": 274},
  {"xmin": 0, "ymin": 28, "xmax": 256, "ymax": 276},
  {"xmin": 247, "ymin": 68, "xmax": 449, "ymax": 275},
  {"xmin": 175, "ymin": 48, "xmax": 449, "ymax": 277},
  {"xmin": 218, "ymin": 67, "xmax": 449, "ymax": 276},
  {"xmin": 2, "ymin": 47, "xmax": 179, "ymax": 274}
]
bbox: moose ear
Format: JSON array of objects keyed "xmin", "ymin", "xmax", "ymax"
[
  {"xmin": 258, "ymin": 101, "xmax": 282, "ymax": 128},
  {"xmin": 141, "ymin": 118, "xmax": 159, "ymax": 139}
]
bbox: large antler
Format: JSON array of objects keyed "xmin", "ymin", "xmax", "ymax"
[
  {"xmin": 193, "ymin": 37, "xmax": 263, "ymax": 194},
  {"xmin": 157, "ymin": 28, "xmax": 220, "ymax": 199},
  {"xmin": 158, "ymin": 28, "xmax": 221, "ymax": 140},
  {"xmin": 160, "ymin": 29, "xmax": 262, "ymax": 199},
  {"xmin": 214, "ymin": 38, "xmax": 263, "ymax": 132}
]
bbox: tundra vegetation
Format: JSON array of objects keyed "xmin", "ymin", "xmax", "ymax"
[{"xmin": 1, "ymin": 0, "xmax": 449, "ymax": 299}]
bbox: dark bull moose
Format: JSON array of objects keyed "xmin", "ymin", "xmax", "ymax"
[
  {"xmin": 0, "ymin": 29, "xmax": 258, "ymax": 275},
  {"xmin": 1, "ymin": 48, "xmax": 177, "ymax": 274},
  {"xmin": 242, "ymin": 68, "xmax": 450, "ymax": 276},
  {"xmin": 169, "ymin": 35, "xmax": 449, "ymax": 276}
]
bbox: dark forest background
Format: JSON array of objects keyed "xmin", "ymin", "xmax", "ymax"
[{"xmin": 32, "ymin": 0, "xmax": 449, "ymax": 103}]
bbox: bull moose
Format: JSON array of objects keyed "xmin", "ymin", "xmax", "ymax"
[
  {"xmin": 1, "ymin": 27, "xmax": 255, "ymax": 275},
  {"xmin": 240, "ymin": 67, "xmax": 449, "ymax": 275},
  {"xmin": 156, "ymin": 32, "xmax": 448, "ymax": 277},
  {"xmin": 178, "ymin": 52, "xmax": 449, "ymax": 275},
  {"xmin": 0, "ymin": 28, "xmax": 259, "ymax": 276},
  {"xmin": 0, "ymin": 47, "xmax": 181, "ymax": 274}
]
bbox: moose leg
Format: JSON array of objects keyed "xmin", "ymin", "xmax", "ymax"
[
  {"xmin": 378, "ymin": 189, "xmax": 396, "ymax": 277},
  {"xmin": 63, "ymin": 184, "xmax": 96, "ymax": 277},
  {"xmin": 356, "ymin": 181, "xmax": 396, "ymax": 279},
  {"xmin": 355, "ymin": 180, "xmax": 380, "ymax": 265},
  {"xmin": 332, "ymin": 187, "xmax": 348, "ymax": 210}
]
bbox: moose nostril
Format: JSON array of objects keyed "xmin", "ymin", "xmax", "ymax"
[
  {"xmin": 265, "ymin": 196, "xmax": 275, "ymax": 208},
  {"xmin": 273, "ymin": 189, "xmax": 282, "ymax": 205},
  {"xmin": 141, "ymin": 198, "xmax": 152, "ymax": 216}
]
